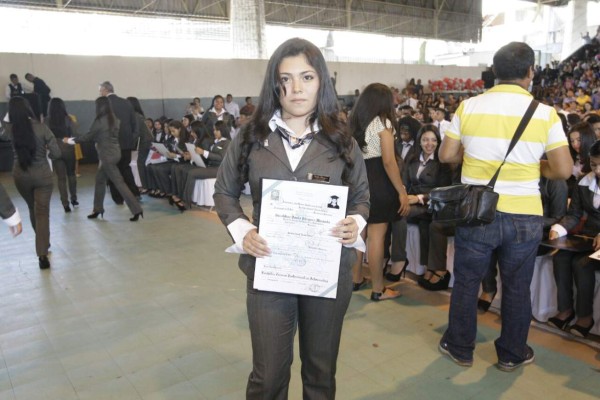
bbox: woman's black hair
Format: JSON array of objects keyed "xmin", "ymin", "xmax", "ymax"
[
  {"xmin": 569, "ymin": 121, "xmax": 596, "ymax": 174},
  {"xmin": 47, "ymin": 97, "xmax": 69, "ymax": 138},
  {"xmin": 238, "ymin": 38, "xmax": 349, "ymax": 185},
  {"xmin": 127, "ymin": 96, "xmax": 145, "ymax": 116},
  {"xmin": 169, "ymin": 120, "xmax": 190, "ymax": 148},
  {"xmin": 349, "ymin": 83, "xmax": 396, "ymax": 152},
  {"xmin": 209, "ymin": 95, "xmax": 224, "ymax": 111},
  {"xmin": 8, "ymin": 96, "xmax": 37, "ymax": 170},
  {"xmin": 406, "ymin": 124, "xmax": 441, "ymax": 165},
  {"xmin": 190, "ymin": 120, "xmax": 211, "ymax": 143},
  {"xmin": 214, "ymin": 120, "xmax": 231, "ymax": 140},
  {"xmin": 589, "ymin": 139, "xmax": 600, "ymax": 158},
  {"xmin": 95, "ymin": 96, "xmax": 116, "ymax": 130}
]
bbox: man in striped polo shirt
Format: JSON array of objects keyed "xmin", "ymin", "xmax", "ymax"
[{"xmin": 437, "ymin": 42, "xmax": 573, "ymax": 372}]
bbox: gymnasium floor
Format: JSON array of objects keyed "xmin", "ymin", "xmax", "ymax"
[{"xmin": 0, "ymin": 165, "xmax": 599, "ymax": 399}]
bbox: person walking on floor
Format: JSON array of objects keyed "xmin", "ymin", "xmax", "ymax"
[
  {"xmin": 64, "ymin": 97, "xmax": 143, "ymax": 222},
  {"xmin": 1, "ymin": 96, "xmax": 61, "ymax": 269}
]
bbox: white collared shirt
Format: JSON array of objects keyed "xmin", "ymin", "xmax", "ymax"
[{"xmin": 401, "ymin": 140, "xmax": 414, "ymax": 160}]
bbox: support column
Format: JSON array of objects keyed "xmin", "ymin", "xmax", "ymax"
[
  {"xmin": 561, "ymin": 0, "xmax": 589, "ymax": 60},
  {"xmin": 231, "ymin": 0, "xmax": 266, "ymax": 59}
]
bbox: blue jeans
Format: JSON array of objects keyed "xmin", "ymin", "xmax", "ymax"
[{"xmin": 442, "ymin": 212, "xmax": 542, "ymax": 363}]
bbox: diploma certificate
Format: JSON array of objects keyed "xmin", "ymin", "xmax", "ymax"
[
  {"xmin": 185, "ymin": 143, "xmax": 206, "ymax": 167},
  {"xmin": 254, "ymin": 179, "xmax": 348, "ymax": 298}
]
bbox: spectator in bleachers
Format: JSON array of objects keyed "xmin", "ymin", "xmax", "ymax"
[
  {"xmin": 224, "ymin": 93, "xmax": 240, "ymax": 120},
  {"xmin": 152, "ymin": 119, "xmax": 166, "ymax": 142},
  {"xmin": 548, "ymin": 140, "xmax": 600, "ymax": 337},
  {"xmin": 584, "ymin": 114, "xmax": 600, "ymax": 139}
]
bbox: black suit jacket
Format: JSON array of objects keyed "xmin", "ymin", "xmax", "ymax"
[
  {"xmin": 107, "ymin": 94, "xmax": 138, "ymax": 150},
  {"xmin": 402, "ymin": 155, "xmax": 452, "ymax": 196},
  {"xmin": 557, "ymin": 173, "xmax": 600, "ymax": 236}
]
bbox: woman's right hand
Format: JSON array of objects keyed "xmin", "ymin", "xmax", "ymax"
[
  {"xmin": 398, "ymin": 192, "xmax": 410, "ymax": 217},
  {"xmin": 243, "ymin": 229, "xmax": 271, "ymax": 258},
  {"xmin": 548, "ymin": 230, "xmax": 559, "ymax": 240}
]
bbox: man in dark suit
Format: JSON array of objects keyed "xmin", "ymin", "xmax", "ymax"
[
  {"xmin": 0, "ymin": 183, "xmax": 23, "ymax": 237},
  {"xmin": 25, "ymin": 73, "xmax": 51, "ymax": 117},
  {"xmin": 99, "ymin": 81, "xmax": 140, "ymax": 202}
]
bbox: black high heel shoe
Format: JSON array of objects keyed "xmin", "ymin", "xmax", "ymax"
[
  {"xmin": 174, "ymin": 200, "xmax": 186, "ymax": 212},
  {"xmin": 39, "ymin": 256, "xmax": 50, "ymax": 269},
  {"xmin": 71, "ymin": 200, "xmax": 79, "ymax": 207},
  {"xmin": 568, "ymin": 320, "xmax": 594, "ymax": 338},
  {"xmin": 130, "ymin": 212, "xmax": 144, "ymax": 222},
  {"xmin": 477, "ymin": 289, "xmax": 498, "ymax": 313},
  {"xmin": 168, "ymin": 196, "xmax": 175, "ymax": 206},
  {"xmin": 385, "ymin": 260, "xmax": 409, "ymax": 282},
  {"xmin": 64, "ymin": 205, "xmax": 71, "ymax": 213},
  {"xmin": 547, "ymin": 311, "xmax": 575, "ymax": 330},
  {"xmin": 352, "ymin": 278, "xmax": 368, "ymax": 292},
  {"xmin": 419, "ymin": 270, "xmax": 451, "ymax": 291},
  {"xmin": 87, "ymin": 211, "xmax": 104, "ymax": 219}
]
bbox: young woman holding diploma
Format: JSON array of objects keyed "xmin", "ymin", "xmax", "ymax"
[{"xmin": 214, "ymin": 38, "xmax": 369, "ymax": 399}]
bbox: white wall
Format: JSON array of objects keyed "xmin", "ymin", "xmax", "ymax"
[{"xmin": 0, "ymin": 52, "xmax": 485, "ymax": 101}]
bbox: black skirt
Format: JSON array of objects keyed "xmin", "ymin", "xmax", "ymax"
[{"xmin": 365, "ymin": 157, "xmax": 401, "ymax": 223}]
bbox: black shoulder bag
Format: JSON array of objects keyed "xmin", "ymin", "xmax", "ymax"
[{"xmin": 428, "ymin": 100, "xmax": 539, "ymax": 227}]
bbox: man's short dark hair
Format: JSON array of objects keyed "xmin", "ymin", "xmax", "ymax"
[
  {"xmin": 492, "ymin": 42, "xmax": 535, "ymax": 81},
  {"xmin": 9, "ymin": 73, "xmax": 17, "ymax": 80},
  {"xmin": 585, "ymin": 114, "xmax": 600, "ymax": 124},
  {"xmin": 245, "ymin": 96, "xmax": 251, "ymax": 102},
  {"xmin": 100, "ymin": 81, "xmax": 114, "ymax": 93}
]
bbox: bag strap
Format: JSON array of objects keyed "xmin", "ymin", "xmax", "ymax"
[{"xmin": 487, "ymin": 99, "xmax": 539, "ymax": 188}]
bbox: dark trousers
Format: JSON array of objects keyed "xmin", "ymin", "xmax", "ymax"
[
  {"xmin": 13, "ymin": 166, "xmax": 53, "ymax": 257},
  {"xmin": 553, "ymin": 250, "xmax": 600, "ymax": 317},
  {"xmin": 108, "ymin": 149, "xmax": 139, "ymax": 203},
  {"xmin": 94, "ymin": 159, "xmax": 142, "ymax": 216},
  {"xmin": 171, "ymin": 163, "xmax": 196, "ymax": 198},
  {"xmin": 53, "ymin": 142, "xmax": 77, "ymax": 207},
  {"xmin": 245, "ymin": 268, "xmax": 352, "ymax": 399},
  {"xmin": 183, "ymin": 167, "xmax": 219, "ymax": 206},
  {"xmin": 428, "ymin": 222, "xmax": 454, "ymax": 271},
  {"xmin": 442, "ymin": 212, "xmax": 542, "ymax": 363}
]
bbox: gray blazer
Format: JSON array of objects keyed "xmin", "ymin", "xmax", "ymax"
[
  {"xmin": 214, "ymin": 129, "xmax": 370, "ymax": 278},
  {"xmin": 74, "ymin": 116, "xmax": 121, "ymax": 164},
  {"xmin": 0, "ymin": 119, "xmax": 61, "ymax": 172},
  {"xmin": 0, "ymin": 183, "xmax": 16, "ymax": 221}
]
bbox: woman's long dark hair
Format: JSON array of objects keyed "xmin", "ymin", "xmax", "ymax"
[
  {"xmin": 214, "ymin": 120, "xmax": 231, "ymax": 140},
  {"xmin": 570, "ymin": 122, "xmax": 596, "ymax": 174},
  {"xmin": 47, "ymin": 97, "xmax": 70, "ymax": 138},
  {"xmin": 95, "ymin": 97, "xmax": 116, "ymax": 130},
  {"xmin": 238, "ymin": 38, "xmax": 350, "ymax": 184},
  {"xmin": 349, "ymin": 83, "xmax": 397, "ymax": 152},
  {"xmin": 9, "ymin": 97, "xmax": 37, "ymax": 170},
  {"xmin": 190, "ymin": 120, "xmax": 212, "ymax": 147},
  {"xmin": 169, "ymin": 120, "xmax": 189, "ymax": 150},
  {"xmin": 127, "ymin": 96, "xmax": 145, "ymax": 116},
  {"xmin": 406, "ymin": 124, "xmax": 441, "ymax": 165}
]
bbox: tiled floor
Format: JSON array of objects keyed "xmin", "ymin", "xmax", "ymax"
[{"xmin": 0, "ymin": 164, "xmax": 599, "ymax": 399}]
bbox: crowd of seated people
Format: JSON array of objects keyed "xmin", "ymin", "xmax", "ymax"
[{"xmin": 138, "ymin": 94, "xmax": 250, "ymax": 212}]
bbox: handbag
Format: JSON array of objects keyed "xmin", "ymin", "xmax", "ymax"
[{"xmin": 428, "ymin": 99, "xmax": 539, "ymax": 227}]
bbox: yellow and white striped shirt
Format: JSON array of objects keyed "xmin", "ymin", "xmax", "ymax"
[{"xmin": 445, "ymin": 84, "xmax": 568, "ymax": 215}]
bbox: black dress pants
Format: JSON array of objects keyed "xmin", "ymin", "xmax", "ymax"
[{"xmin": 108, "ymin": 149, "xmax": 140, "ymax": 203}]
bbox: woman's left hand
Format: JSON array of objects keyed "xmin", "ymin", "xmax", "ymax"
[
  {"xmin": 331, "ymin": 217, "xmax": 359, "ymax": 244},
  {"xmin": 594, "ymin": 233, "xmax": 600, "ymax": 251}
]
